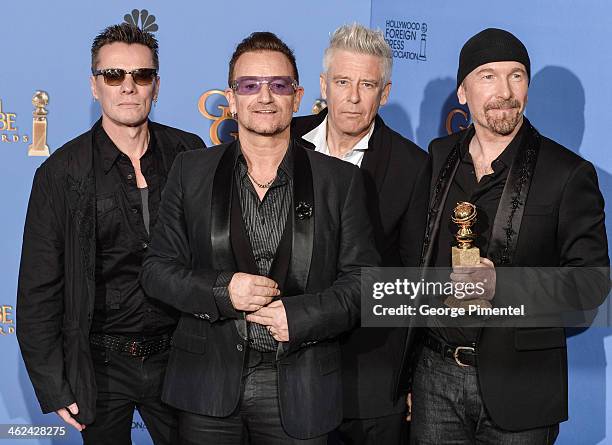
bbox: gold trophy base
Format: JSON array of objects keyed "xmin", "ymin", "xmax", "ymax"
[
  {"xmin": 28, "ymin": 145, "xmax": 50, "ymax": 157},
  {"xmin": 445, "ymin": 246, "xmax": 491, "ymax": 309},
  {"xmin": 451, "ymin": 246, "xmax": 480, "ymax": 266}
]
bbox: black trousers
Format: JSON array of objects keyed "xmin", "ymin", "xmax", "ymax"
[
  {"xmin": 81, "ymin": 347, "xmax": 177, "ymax": 445},
  {"xmin": 179, "ymin": 349, "xmax": 328, "ymax": 445},
  {"xmin": 328, "ymin": 413, "xmax": 407, "ymax": 445}
]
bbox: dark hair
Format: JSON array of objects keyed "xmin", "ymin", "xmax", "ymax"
[
  {"xmin": 91, "ymin": 23, "xmax": 159, "ymax": 71},
  {"xmin": 228, "ymin": 31, "xmax": 299, "ymax": 86}
]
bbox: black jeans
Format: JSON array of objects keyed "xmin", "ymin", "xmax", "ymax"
[
  {"xmin": 410, "ymin": 346, "xmax": 559, "ymax": 445},
  {"xmin": 179, "ymin": 349, "xmax": 328, "ymax": 445},
  {"xmin": 81, "ymin": 347, "xmax": 177, "ymax": 445}
]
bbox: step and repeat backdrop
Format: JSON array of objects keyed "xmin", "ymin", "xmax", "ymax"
[{"xmin": 1, "ymin": 0, "xmax": 610, "ymax": 443}]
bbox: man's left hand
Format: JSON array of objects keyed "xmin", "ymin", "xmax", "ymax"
[
  {"xmin": 246, "ymin": 300, "xmax": 289, "ymax": 342},
  {"xmin": 450, "ymin": 257, "xmax": 496, "ymax": 301}
]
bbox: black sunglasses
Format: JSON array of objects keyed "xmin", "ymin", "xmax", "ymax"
[{"xmin": 92, "ymin": 68, "xmax": 158, "ymax": 86}]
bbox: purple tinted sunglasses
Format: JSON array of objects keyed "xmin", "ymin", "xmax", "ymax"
[{"xmin": 230, "ymin": 76, "xmax": 298, "ymax": 95}]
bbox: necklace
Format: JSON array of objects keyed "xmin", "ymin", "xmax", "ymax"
[{"xmin": 247, "ymin": 170, "xmax": 275, "ymax": 188}]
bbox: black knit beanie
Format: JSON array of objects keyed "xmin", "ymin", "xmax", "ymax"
[{"xmin": 457, "ymin": 28, "xmax": 530, "ymax": 89}]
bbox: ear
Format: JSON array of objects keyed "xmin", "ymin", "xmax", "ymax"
[
  {"xmin": 379, "ymin": 81, "xmax": 392, "ymax": 106},
  {"xmin": 457, "ymin": 83, "xmax": 467, "ymax": 105},
  {"xmin": 293, "ymin": 86, "xmax": 305, "ymax": 113},
  {"xmin": 319, "ymin": 73, "xmax": 327, "ymax": 100},
  {"xmin": 90, "ymin": 76, "xmax": 98, "ymax": 100},
  {"xmin": 225, "ymin": 88, "xmax": 237, "ymax": 115}
]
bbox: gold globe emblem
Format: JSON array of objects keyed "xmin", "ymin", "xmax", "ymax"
[{"xmin": 451, "ymin": 202, "xmax": 477, "ymax": 250}]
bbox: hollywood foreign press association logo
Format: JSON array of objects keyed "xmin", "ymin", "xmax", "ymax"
[
  {"xmin": 384, "ymin": 18, "xmax": 428, "ymax": 62},
  {"xmin": 123, "ymin": 9, "xmax": 158, "ymax": 32}
]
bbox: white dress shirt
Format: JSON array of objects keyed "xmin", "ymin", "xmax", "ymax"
[{"xmin": 302, "ymin": 116, "xmax": 374, "ymax": 167}]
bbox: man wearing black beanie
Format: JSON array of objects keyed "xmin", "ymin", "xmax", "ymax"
[{"xmin": 410, "ymin": 28, "xmax": 609, "ymax": 444}]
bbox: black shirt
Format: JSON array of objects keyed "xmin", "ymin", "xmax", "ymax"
[
  {"xmin": 430, "ymin": 122, "xmax": 524, "ymax": 345},
  {"xmin": 92, "ymin": 124, "xmax": 178, "ymax": 336},
  {"xmin": 212, "ymin": 144, "xmax": 294, "ymax": 352},
  {"xmin": 237, "ymin": 146, "xmax": 293, "ymax": 352}
]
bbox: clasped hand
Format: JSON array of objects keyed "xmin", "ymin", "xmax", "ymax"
[{"xmin": 228, "ymin": 272, "xmax": 289, "ymax": 341}]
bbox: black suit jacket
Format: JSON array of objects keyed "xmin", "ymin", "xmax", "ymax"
[
  {"xmin": 16, "ymin": 120, "xmax": 205, "ymax": 424},
  {"xmin": 419, "ymin": 119, "xmax": 609, "ymax": 431},
  {"xmin": 292, "ymin": 110, "xmax": 430, "ymax": 418},
  {"xmin": 140, "ymin": 139, "xmax": 380, "ymax": 439}
]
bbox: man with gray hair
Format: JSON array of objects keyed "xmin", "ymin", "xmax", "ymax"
[{"xmin": 292, "ymin": 23, "xmax": 430, "ymax": 444}]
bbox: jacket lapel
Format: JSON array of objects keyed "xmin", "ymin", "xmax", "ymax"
[
  {"xmin": 420, "ymin": 129, "xmax": 471, "ymax": 266},
  {"xmin": 487, "ymin": 120, "xmax": 540, "ymax": 265},
  {"xmin": 211, "ymin": 141, "xmax": 239, "ymax": 272},
  {"xmin": 285, "ymin": 141, "xmax": 314, "ymax": 295},
  {"xmin": 150, "ymin": 121, "xmax": 182, "ymax": 179},
  {"xmin": 230, "ymin": 175, "xmax": 259, "ymax": 275},
  {"xmin": 360, "ymin": 115, "xmax": 391, "ymax": 194}
]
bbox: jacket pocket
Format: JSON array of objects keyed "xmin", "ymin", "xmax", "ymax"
[
  {"xmin": 96, "ymin": 195, "xmax": 117, "ymax": 216},
  {"xmin": 171, "ymin": 330, "xmax": 207, "ymax": 354},
  {"xmin": 515, "ymin": 327, "xmax": 566, "ymax": 351}
]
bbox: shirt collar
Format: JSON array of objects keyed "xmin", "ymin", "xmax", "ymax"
[
  {"xmin": 236, "ymin": 139, "xmax": 294, "ymax": 180},
  {"xmin": 302, "ymin": 115, "xmax": 374, "ymax": 156},
  {"xmin": 460, "ymin": 119, "xmax": 526, "ymax": 171},
  {"xmin": 94, "ymin": 122, "xmax": 156, "ymax": 174}
]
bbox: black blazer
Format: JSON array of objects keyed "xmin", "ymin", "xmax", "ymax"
[
  {"xmin": 140, "ymin": 139, "xmax": 380, "ymax": 439},
  {"xmin": 419, "ymin": 119, "xmax": 609, "ymax": 431},
  {"xmin": 292, "ymin": 110, "xmax": 430, "ymax": 418},
  {"xmin": 16, "ymin": 120, "xmax": 204, "ymax": 424}
]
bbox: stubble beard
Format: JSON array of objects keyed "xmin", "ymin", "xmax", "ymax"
[
  {"xmin": 241, "ymin": 118, "xmax": 289, "ymax": 137},
  {"xmin": 483, "ymin": 98, "xmax": 523, "ymax": 136}
]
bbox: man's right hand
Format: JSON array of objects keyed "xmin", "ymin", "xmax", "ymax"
[
  {"xmin": 56, "ymin": 403, "xmax": 86, "ymax": 431},
  {"xmin": 228, "ymin": 272, "xmax": 280, "ymax": 312}
]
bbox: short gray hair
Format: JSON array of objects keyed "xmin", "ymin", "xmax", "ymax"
[{"xmin": 323, "ymin": 23, "xmax": 393, "ymax": 85}]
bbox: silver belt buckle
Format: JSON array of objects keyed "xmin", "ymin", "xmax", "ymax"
[{"xmin": 453, "ymin": 346, "xmax": 475, "ymax": 367}]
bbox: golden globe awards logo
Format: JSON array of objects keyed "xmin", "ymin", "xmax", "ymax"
[
  {"xmin": 0, "ymin": 99, "xmax": 29, "ymax": 144},
  {"xmin": 0, "ymin": 92, "xmax": 51, "ymax": 156},
  {"xmin": 198, "ymin": 90, "xmax": 237, "ymax": 145},
  {"xmin": 0, "ymin": 305, "xmax": 15, "ymax": 336},
  {"xmin": 446, "ymin": 108, "xmax": 469, "ymax": 135}
]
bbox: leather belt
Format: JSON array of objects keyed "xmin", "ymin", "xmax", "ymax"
[
  {"xmin": 89, "ymin": 333, "xmax": 171, "ymax": 358},
  {"xmin": 422, "ymin": 333, "xmax": 478, "ymax": 367}
]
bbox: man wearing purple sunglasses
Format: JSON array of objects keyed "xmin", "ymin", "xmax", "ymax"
[{"xmin": 141, "ymin": 31, "xmax": 379, "ymax": 444}]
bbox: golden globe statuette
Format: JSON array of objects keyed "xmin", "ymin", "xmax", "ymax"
[
  {"xmin": 28, "ymin": 91, "xmax": 50, "ymax": 157},
  {"xmin": 445, "ymin": 201, "xmax": 492, "ymax": 309},
  {"xmin": 311, "ymin": 98, "xmax": 327, "ymax": 115}
]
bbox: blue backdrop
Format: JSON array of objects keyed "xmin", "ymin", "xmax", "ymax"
[{"xmin": 1, "ymin": 1, "xmax": 610, "ymax": 443}]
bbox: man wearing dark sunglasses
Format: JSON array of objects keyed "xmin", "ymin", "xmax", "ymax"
[
  {"xmin": 141, "ymin": 31, "xmax": 379, "ymax": 444},
  {"xmin": 17, "ymin": 23, "xmax": 204, "ymax": 444}
]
